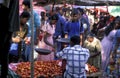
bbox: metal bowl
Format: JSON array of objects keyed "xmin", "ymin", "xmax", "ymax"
[
  {"xmin": 35, "ymin": 48, "xmax": 51, "ymax": 55},
  {"xmin": 56, "ymin": 38, "xmax": 70, "ymax": 44}
]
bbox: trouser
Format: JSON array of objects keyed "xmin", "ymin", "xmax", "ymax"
[{"xmin": 0, "ymin": 4, "xmax": 12, "ymax": 78}]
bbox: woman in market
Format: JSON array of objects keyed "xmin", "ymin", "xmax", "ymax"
[
  {"xmin": 37, "ymin": 14, "xmax": 59, "ymax": 61},
  {"xmin": 101, "ymin": 16, "xmax": 120, "ymax": 75},
  {"xmin": 9, "ymin": 11, "xmax": 30, "ymax": 63},
  {"xmin": 111, "ymin": 28, "xmax": 120, "ymax": 77},
  {"xmin": 84, "ymin": 33, "xmax": 102, "ymax": 69}
]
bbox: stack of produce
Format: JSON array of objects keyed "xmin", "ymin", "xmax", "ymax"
[
  {"xmin": 86, "ymin": 63, "xmax": 99, "ymax": 74},
  {"xmin": 15, "ymin": 60, "xmax": 63, "ymax": 78}
]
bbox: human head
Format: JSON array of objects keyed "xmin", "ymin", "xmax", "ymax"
[
  {"xmin": 77, "ymin": 8, "xmax": 84, "ymax": 15},
  {"xmin": 71, "ymin": 8, "xmax": 79, "ymax": 21},
  {"xmin": 22, "ymin": 0, "xmax": 30, "ymax": 12},
  {"xmin": 20, "ymin": 11, "xmax": 30, "ymax": 25},
  {"xmin": 49, "ymin": 14, "xmax": 59, "ymax": 25},
  {"xmin": 87, "ymin": 33, "xmax": 95, "ymax": 42},
  {"xmin": 114, "ymin": 16, "xmax": 120, "ymax": 29},
  {"xmin": 105, "ymin": 16, "xmax": 120, "ymax": 36},
  {"xmin": 41, "ymin": 11, "xmax": 46, "ymax": 20},
  {"xmin": 70, "ymin": 35, "xmax": 80, "ymax": 46},
  {"xmin": 55, "ymin": 7, "xmax": 64, "ymax": 15},
  {"xmin": 77, "ymin": 8, "xmax": 84, "ymax": 18},
  {"xmin": 41, "ymin": 11, "xmax": 45, "ymax": 17}
]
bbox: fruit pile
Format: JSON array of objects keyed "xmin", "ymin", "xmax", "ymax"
[
  {"xmin": 86, "ymin": 63, "xmax": 99, "ymax": 74},
  {"xmin": 15, "ymin": 60, "xmax": 63, "ymax": 78}
]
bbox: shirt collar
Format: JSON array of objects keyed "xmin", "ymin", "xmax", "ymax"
[{"xmin": 73, "ymin": 45, "xmax": 81, "ymax": 48}]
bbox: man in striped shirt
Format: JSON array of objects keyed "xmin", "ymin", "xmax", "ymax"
[{"xmin": 56, "ymin": 35, "xmax": 90, "ymax": 78}]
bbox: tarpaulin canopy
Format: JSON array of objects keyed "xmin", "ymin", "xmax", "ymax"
[{"xmin": 33, "ymin": 0, "xmax": 120, "ymax": 6}]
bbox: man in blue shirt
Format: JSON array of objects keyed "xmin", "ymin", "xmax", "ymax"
[
  {"xmin": 53, "ymin": 7, "xmax": 66, "ymax": 52},
  {"xmin": 64, "ymin": 8, "xmax": 84, "ymax": 46},
  {"xmin": 77, "ymin": 8, "xmax": 90, "ymax": 39},
  {"xmin": 22, "ymin": 0, "xmax": 41, "ymax": 43},
  {"xmin": 22, "ymin": 0, "xmax": 41, "ymax": 61}
]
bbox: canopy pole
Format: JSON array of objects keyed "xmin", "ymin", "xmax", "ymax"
[
  {"xmin": 52, "ymin": 0, "xmax": 56, "ymax": 12},
  {"xmin": 30, "ymin": 0, "xmax": 34, "ymax": 78},
  {"xmin": 106, "ymin": 0, "xmax": 109, "ymax": 12}
]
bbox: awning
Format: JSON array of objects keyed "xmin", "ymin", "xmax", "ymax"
[{"xmin": 33, "ymin": 0, "xmax": 120, "ymax": 6}]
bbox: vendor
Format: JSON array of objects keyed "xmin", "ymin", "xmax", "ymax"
[
  {"xmin": 84, "ymin": 33, "xmax": 102, "ymax": 69},
  {"xmin": 9, "ymin": 11, "xmax": 30, "ymax": 62},
  {"xmin": 56, "ymin": 35, "xmax": 90, "ymax": 78}
]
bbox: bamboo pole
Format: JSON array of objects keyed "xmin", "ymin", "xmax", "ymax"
[{"xmin": 30, "ymin": 0, "xmax": 34, "ymax": 78}]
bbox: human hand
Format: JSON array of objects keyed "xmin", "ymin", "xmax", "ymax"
[
  {"xmin": 109, "ymin": 57, "xmax": 115, "ymax": 65},
  {"xmin": 25, "ymin": 37, "xmax": 31, "ymax": 45},
  {"xmin": 15, "ymin": 36, "xmax": 21, "ymax": 43}
]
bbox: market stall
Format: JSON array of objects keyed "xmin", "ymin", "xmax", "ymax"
[
  {"xmin": 9, "ymin": 60, "xmax": 63, "ymax": 78},
  {"xmin": 10, "ymin": 0, "xmax": 120, "ymax": 78},
  {"xmin": 8, "ymin": 61, "xmax": 102, "ymax": 78}
]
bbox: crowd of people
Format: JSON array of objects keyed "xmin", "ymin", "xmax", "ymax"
[{"xmin": 7, "ymin": 0, "xmax": 120, "ymax": 78}]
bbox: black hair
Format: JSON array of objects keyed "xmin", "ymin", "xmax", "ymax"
[
  {"xmin": 41, "ymin": 11, "xmax": 45, "ymax": 16},
  {"xmin": 87, "ymin": 32, "xmax": 95, "ymax": 38},
  {"xmin": 70, "ymin": 35, "xmax": 80, "ymax": 45},
  {"xmin": 22, "ymin": 0, "xmax": 30, "ymax": 8},
  {"xmin": 71, "ymin": 8, "xmax": 79, "ymax": 16},
  {"xmin": 49, "ymin": 14, "xmax": 59, "ymax": 21},
  {"xmin": 77, "ymin": 8, "xmax": 84, "ymax": 15},
  {"xmin": 114, "ymin": 16, "xmax": 120, "ymax": 29},
  {"xmin": 41, "ymin": 12, "xmax": 45, "ymax": 21},
  {"xmin": 20, "ymin": 11, "xmax": 30, "ymax": 19},
  {"xmin": 55, "ymin": 7, "xmax": 60, "ymax": 12},
  {"xmin": 104, "ymin": 19, "xmax": 115, "ymax": 36},
  {"xmin": 105, "ymin": 16, "xmax": 120, "ymax": 36}
]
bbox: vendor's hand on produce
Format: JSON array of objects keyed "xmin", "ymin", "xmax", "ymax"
[{"xmin": 86, "ymin": 63, "xmax": 98, "ymax": 73}]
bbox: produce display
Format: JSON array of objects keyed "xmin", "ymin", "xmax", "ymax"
[
  {"xmin": 86, "ymin": 63, "xmax": 99, "ymax": 74},
  {"xmin": 14, "ymin": 60, "xmax": 63, "ymax": 78},
  {"xmin": 9, "ymin": 61, "xmax": 99, "ymax": 78}
]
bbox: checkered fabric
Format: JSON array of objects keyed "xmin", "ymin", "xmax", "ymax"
[{"xmin": 56, "ymin": 45, "xmax": 90, "ymax": 78}]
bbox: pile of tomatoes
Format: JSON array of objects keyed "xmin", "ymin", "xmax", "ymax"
[
  {"xmin": 15, "ymin": 60, "xmax": 63, "ymax": 78},
  {"xmin": 86, "ymin": 63, "xmax": 99, "ymax": 74}
]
